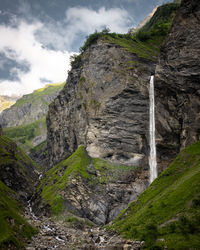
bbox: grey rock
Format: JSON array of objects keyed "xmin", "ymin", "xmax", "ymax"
[{"xmin": 154, "ymin": 0, "xmax": 200, "ymax": 172}]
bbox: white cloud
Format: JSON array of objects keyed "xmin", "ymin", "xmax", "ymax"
[
  {"xmin": 0, "ymin": 21, "xmax": 72, "ymax": 96},
  {"xmin": 66, "ymin": 7, "xmax": 133, "ymax": 34},
  {"xmin": 36, "ymin": 7, "xmax": 133, "ymax": 51},
  {"xmin": 0, "ymin": 6, "xmax": 133, "ymax": 96}
]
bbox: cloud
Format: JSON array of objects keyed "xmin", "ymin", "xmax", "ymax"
[
  {"xmin": 36, "ymin": 7, "xmax": 134, "ymax": 51},
  {"xmin": 0, "ymin": 4, "xmax": 133, "ymax": 96},
  {"xmin": 0, "ymin": 21, "xmax": 72, "ymax": 96}
]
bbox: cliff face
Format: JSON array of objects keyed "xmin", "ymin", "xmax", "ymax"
[
  {"xmin": 47, "ymin": 40, "xmax": 155, "ymax": 168},
  {"xmin": 155, "ymin": 0, "xmax": 200, "ymax": 172}
]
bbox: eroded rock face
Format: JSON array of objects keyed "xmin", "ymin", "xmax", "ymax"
[
  {"xmin": 47, "ymin": 40, "xmax": 156, "ymax": 168},
  {"xmin": 155, "ymin": 0, "xmax": 200, "ymax": 172}
]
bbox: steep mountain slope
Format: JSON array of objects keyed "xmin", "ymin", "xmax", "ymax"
[
  {"xmin": 0, "ymin": 181, "xmax": 36, "ymax": 249},
  {"xmin": 47, "ymin": 3, "xmax": 179, "ymax": 170},
  {"xmin": 112, "ymin": 141, "xmax": 200, "ymax": 249},
  {"xmin": 0, "ymin": 133, "xmax": 38, "ymax": 248},
  {"xmin": 0, "ymin": 95, "xmax": 18, "ymax": 113},
  {"xmin": 154, "ymin": 0, "xmax": 200, "ymax": 171}
]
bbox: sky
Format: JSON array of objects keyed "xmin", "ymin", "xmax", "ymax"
[{"xmin": 0, "ymin": 0, "xmax": 173, "ymax": 97}]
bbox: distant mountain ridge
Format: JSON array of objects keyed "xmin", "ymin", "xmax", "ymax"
[{"xmin": 0, "ymin": 83, "xmax": 65, "ymax": 128}]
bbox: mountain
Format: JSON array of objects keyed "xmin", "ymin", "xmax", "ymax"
[
  {"xmin": 0, "ymin": 83, "xmax": 65, "ymax": 128},
  {"xmin": 46, "ymin": 3, "xmax": 179, "ymax": 169},
  {"xmin": 33, "ymin": 2, "xmax": 181, "ymax": 225},
  {"xmin": 111, "ymin": 140, "xmax": 200, "ymax": 249},
  {"xmin": 0, "ymin": 0, "xmax": 200, "ymax": 248},
  {"xmin": 0, "ymin": 95, "xmax": 18, "ymax": 113},
  {"xmin": 0, "ymin": 83, "xmax": 65, "ymax": 155}
]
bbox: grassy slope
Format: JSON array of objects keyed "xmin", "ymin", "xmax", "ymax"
[
  {"xmin": 112, "ymin": 141, "xmax": 200, "ymax": 249},
  {"xmin": 0, "ymin": 135, "xmax": 38, "ymax": 248},
  {"xmin": 14, "ymin": 82, "xmax": 65, "ymax": 108},
  {"xmin": 0, "ymin": 181, "xmax": 36, "ymax": 249},
  {"xmin": 39, "ymin": 146, "xmax": 138, "ymax": 215},
  {"xmin": 106, "ymin": 3, "xmax": 179, "ymax": 61}
]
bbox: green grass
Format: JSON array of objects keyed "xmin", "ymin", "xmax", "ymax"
[
  {"xmin": 4, "ymin": 117, "xmax": 46, "ymax": 149},
  {"xmin": 14, "ymin": 82, "xmax": 65, "ymax": 108},
  {"xmin": 39, "ymin": 146, "xmax": 91, "ymax": 214},
  {"xmin": 136, "ymin": 3, "xmax": 180, "ymax": 38},
  {"xmin": 0, "ymin": 181, "xmax": 37, "ymax": 249},
  {"xmin": 39, "ymin": 146, "xmax": 138, "ymax": 215},
  {"xmin": 111, "ymin": 141, "xmax": 200, "ymax": 249}
]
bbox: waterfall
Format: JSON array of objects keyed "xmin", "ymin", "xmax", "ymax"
[{"xmin": 149, "ymin": 75, "xmax": 157, "ymax": 183}]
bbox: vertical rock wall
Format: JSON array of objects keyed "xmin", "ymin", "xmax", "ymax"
[
  {"xmin": 47, "ymin": 40, "xmax": 156, "ymax": 168},
  {"xmin": 155, "ymin": 0, "xmax": 200, "ymax": 172}
]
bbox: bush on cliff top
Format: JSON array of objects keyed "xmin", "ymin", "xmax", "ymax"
[{"xmin": 111, "ymin": 141, "xmax": 200, "ymax": 249}]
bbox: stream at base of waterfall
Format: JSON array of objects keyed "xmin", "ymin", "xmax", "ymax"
[{"xmin": 25, "ymin": 202, "xmax": 144, "ymax": 249}]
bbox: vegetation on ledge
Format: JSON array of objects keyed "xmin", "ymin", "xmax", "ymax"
[
  {"xmin": 14, "ymin": 82, "xmax": 65, "ymax": 108},
  {"xmin": 39, "ymin": 146, "xmax": 138, "ymax": 215},
  {"xmin": 74, "ymin": 2, "xmax": 179, "ymax": 62},
  {"xmin": 111, "ymin": 141, "xmax": 200, "ymax": 249}
]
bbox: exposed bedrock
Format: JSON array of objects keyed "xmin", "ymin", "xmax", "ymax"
[
  {"xmin": 47, "ymin": 40, "xmax": 156, "ymax": 169},
  {"xmin": 155, "ymin": 0, "xmax": 200, "ymax": 172}
]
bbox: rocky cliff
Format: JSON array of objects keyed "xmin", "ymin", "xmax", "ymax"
[
  {"xmin": 47, "ymin": 40, "xmax": 156, "ymax": 168},
  {"xmin": 43, "ymin": 3, "xmax": 179, "ymax": 224},
  {"xmin": 47, "ymin": 3, "xmax": 179, "ymax": 170},
  {"xmin": 155, "ymin": 0, "xmax": 200, "ymax": 172}
]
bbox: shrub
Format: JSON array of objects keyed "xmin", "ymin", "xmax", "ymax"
[{"xmin": 80, "ymin": 28, "xmax": 110, "ymax": 52}]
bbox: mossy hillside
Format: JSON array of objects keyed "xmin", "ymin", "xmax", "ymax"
[
  {"xmin": 39, "ymin": 146, "xmax": 138, "ymax": 215},
  {"xmin": 14, "ymin": 82, "xmax": 65, "ymax": 108},
  {"xmin": 0, "ymin": 180, "xmax": 37, "ymax": 249},
  {"xmin": 111, "ymin": 141, "xmax": 200, "ymax": 249},
  {"xmin": 4, "ymin": 117, "xmax": 46, "ymax": 150}
]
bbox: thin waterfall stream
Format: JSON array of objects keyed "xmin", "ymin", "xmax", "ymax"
[{"xmin": 149, "ymin": 75, "xmax": 157, "ymax": 183}]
